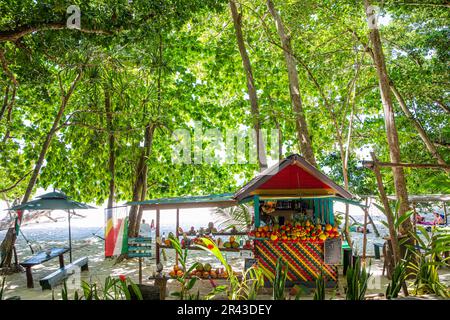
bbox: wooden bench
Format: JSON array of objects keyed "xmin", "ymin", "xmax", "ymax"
[
  {"xmin": 20, "ymin": 247, "xmax": 69, "ymax": 288},
  {"xmin": 39, "ymin": 256, "xmax": 89, "ymax": 290}
]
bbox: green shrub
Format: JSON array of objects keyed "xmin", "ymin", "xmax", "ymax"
[
  {"xmin": 313, "ymin": 270, "xmax": 325, "ymax": 300},
  {"xmin": 55, "ymin": 275, "xmax": 142, "ymax": 300},
  {"xmin": 345, "ymin": 257, "xmax": 371, "ymax": 300}
]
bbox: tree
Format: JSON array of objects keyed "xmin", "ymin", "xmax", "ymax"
[
  {"xmin": 363, "ymin": 0, "xmax": 413, "ymax": 234},
  {"xmin": 266, "ymin": 0, "xmax": 316, "ymax": 167},
  {"xmin": 229, "ymin": 0, "xmax": 267, "ymax": 171}
]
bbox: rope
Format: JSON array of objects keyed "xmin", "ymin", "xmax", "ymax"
[
  {"xmin": 91, "ymin": 227, "xmax": 105, "ymax": 240},
  {"xmin": 19, "ymin": 229, "xmax": 38, "ymax": 254}
]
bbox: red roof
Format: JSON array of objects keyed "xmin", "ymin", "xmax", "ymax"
[
  {"xmin": 258, "ymin": 164, "xmax": 330, "ymax": 190},
  {"xmin": 234, "ymin": 154, "xmax": 353, "ymax": 200}
]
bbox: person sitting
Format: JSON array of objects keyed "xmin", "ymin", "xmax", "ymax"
[
  {"xmin": 415, "ymin": 213, "xmax": 425, "ymax": 223},
  {"xmin": 432, "ymin": 212, "xmax": 445, "ymax": 225}
]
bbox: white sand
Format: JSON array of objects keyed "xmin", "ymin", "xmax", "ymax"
[{"xmin": 1, "ymin": 203, "xmax": 449, "ymax": 300}]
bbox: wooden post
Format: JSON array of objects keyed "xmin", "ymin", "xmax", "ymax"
[
  {"xmin": 138, "ymin": 257, "xmax": 142, "ymax": 285},
  {"xmin": 175, "ymin": 208, "xmax": 180, "ymax": 266},
  {"xmin": 25, "ymin": 266, "xmax": 33, "ymax": 288},
  {"xmin": 254, "ymin": 195, "xmax": 260, "ymax": 227},
  {"xmin": 365, "ymin": 197, "xmax": 380, "ymax": 237},
  {"xmin": 370, "ymin": 153, "xmax": 401, "ymax": 265},
  {"xmin": 156, "ymin": 208, "xmax": 160, "ymax": 265},
  {"xmin": 443, "ymin": 202, "xmax": 448, "ymax": 225},
  {"xmin": 58, "ymin": 254, "xmax": 65, "ymax": 268},
  {"xmin": 68, "ymin": 210, "xmax": 72, "ymax": 263},
  {"xmin": 412, "ymin": 203, "xmax": 417, "ymax": 235},
  {"xmin": 362, "ymin": 199, "xmax": 368, "ymax": 265}
]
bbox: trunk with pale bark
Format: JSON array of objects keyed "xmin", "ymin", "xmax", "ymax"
[
  {"xmin": 266, "ymin": 0, "xmax": 316, "ymax": 167},
  {"xmin": 0, "ymin": 71, "xmax": 82, "ymax": 269},
  {"xmin": 364, "ymin": 0, "xmax": 412, "ymax": 234},
  {"xmin": 105, "ymin": 87, "xmax": 115, "ymax": 209},
  {"xmin": 435, "ymin": 100, "xmax": 449, "ymax": 114},
  {"xmin": 390, "ymin": 83, "xmax": 449, "ymax": 173},
  {"xmin": 229, "ymin": 0, "xmax": 267, "ymax": 171}
]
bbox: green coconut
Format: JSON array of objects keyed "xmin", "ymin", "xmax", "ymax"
[{"xmin": 196, "ymin": 263, "xmax": 204, "ymax": 271}]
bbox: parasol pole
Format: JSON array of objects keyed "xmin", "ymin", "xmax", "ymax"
[{"xmin": 68, "ymin": 209, "xmax": 72, "ymax": 263}]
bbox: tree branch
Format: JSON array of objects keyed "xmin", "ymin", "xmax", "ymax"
[
  {"xmin": 0, "ymin": 49, "xmax": 18, "ymax": 86},
  {"xmin": 0, "ymin": 22, "xmax": 113, "ymax": 43},
  {"xmin": 0, "ymin": 171, "xmax": 32, "ymax": 193}
]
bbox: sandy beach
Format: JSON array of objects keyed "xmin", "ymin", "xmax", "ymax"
[{"xmin": 1, "ymin": 203, "xmax": 448, "ymax": 300}]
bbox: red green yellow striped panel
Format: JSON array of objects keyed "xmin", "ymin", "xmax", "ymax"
[{"xmin": 254, "ymin": 240, "xmax": 338, "ymax": 282}]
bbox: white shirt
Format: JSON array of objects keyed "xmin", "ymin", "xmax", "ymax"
[{"xmin": 139, "ymin": 223, "xmax": 151, "ymax": 237}]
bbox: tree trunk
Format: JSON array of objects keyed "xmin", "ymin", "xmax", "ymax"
[
  {"xmin": 0, "ymin": 71, "xmax": 82, "ymax": 269},
  {"xmin": 341, "ymin": 60, "xmax": 360, "ymax": 249},
  {"xmin": 127, "ymin": 154, "xmax": 145, "ymax": 238},
  {"xmin": 104, "ymin": 87, "xmax": 116, "ymax": 209},
  {"xmin": 0, "ymin": 85, "xmax": 9, "ymax": 121},
  {"xmin": 371, "ymin": 153, "xmax": 401, "ymax": 264},
  {"xmin": 1, "ymin": 85, "xmax": 16, "ymax": 143},
  {"xmin": 266, "ymin": 0, "xmax": 316, "ymax": 167},
  {"xmin": 435, "ymin": 100, "xmax": 450, "ymax": 114},
  {"xmin": 229, "ymin": 0, "xmax": 267, "ymax": 171},
  {"xmin": 22, "ymin": 72, "xmax": 82, "ymax": 203},
  {"xmin": 390, "ymin": 83, "xmax": 449, "ymax": 173},
  {"xmin": 364, "ymin": 1, "xmax": 412, "ymax": 234},
  {"xmin": 128, "ymin": 124, "xmax": 155, "ymax": 237},
  {"xmin": 0, "ymin": 228, "xmax": 16, "ymax": 269},
  {"xmin": 135, "ymin": 124, "xmax": 154, "ymax": 233}
]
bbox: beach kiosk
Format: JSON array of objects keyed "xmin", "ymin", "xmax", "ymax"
[
  {"xmin": 236, "ymin": 154, "xmax": 354, "ymax": 285},
  {"xmin": 110, "ymin": 154, "xmax": 358, "ymax": 285}
]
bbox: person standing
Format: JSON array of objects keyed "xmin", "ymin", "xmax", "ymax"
[{"xmin": 139, "ymin": 219, "xmax": 151, "ymax": 237}]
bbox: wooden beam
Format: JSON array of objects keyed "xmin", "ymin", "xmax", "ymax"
[
  {"xmin": 156, "ymin": 208, "xmax": 160, "ymax": 265},
  {"xmin": 444, "ymin": 202, "xmax": 448, "ymax": 225},
  {"xmin": 363, "ymin": 160, "xmax": 450, "ymax": 170},
  {"xmin": 362, "ymin": 207, "xmax": 368, "ymax": 266},
  {"xmin": 139, "ymin": 201, "xmax": 236, "ymax": 210},
  {"xmin": 254, "ymin": 195, "xmax": 260, "ymax": 227},
  {"xmin": 175, "ymin": 208, "xmax": 179, "ymax": 266}
]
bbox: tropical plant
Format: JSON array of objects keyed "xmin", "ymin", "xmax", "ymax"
[
  {"xmin": 375, "ymin": 201, "xmax": 414, "ymax": 235},
  {"xmin": 345, "ymin": 257, "xmax": 371, "ymax": 300},
  {"xmin": 405, "ymin": 227, "xmax": 450, "ymax": 298},
  {"xmin": 0, "ymin": 276, "xmax": 5, "ymax": 300},
  {"xmin": 168, "ymin": 234, "xmax": 201, "ymax": 300},
  {"xmin": 55, "ymin": 275, "xmax": 142, "ymax": 300},
  {"xmin": 260, "ymin": 257, "xmax": 288, "ymax": 300},
  {"xmin": 214, "ymin": 204, "xmax": 252, "ymax": 232},
  {"xmin": 313, "ymin": 270, "xmax": 325, "ymax": 300},
  {"xmin": 198, "ymin": 237, "xmax": 264, "ymax": 300},
  {"xmin": 385, "ymin": 258, "xmax": 407, "ymax": 299}
]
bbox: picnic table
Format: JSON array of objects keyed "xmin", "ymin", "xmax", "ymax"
[{"xmin": 20, "ymin": 247, "xmax": 69, "ymax": 288}]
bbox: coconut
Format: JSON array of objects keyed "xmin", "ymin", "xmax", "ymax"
[{"xmin": 196, "ymin": 263, "xmax": 204, "ymax": 271}]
